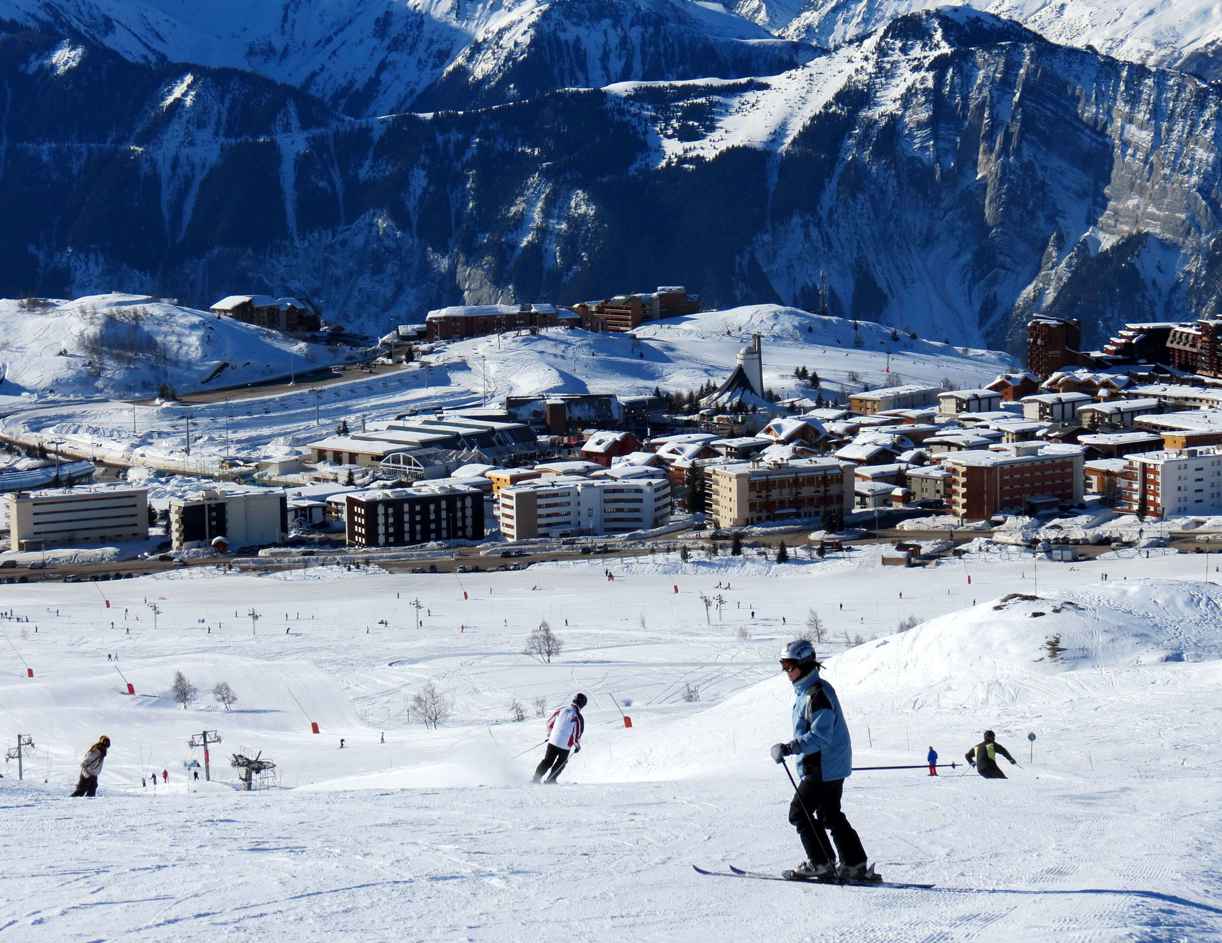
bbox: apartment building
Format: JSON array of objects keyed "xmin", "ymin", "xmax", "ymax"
[
  {"xmin": 1020, "ymin": 392, "xmax": 1093, "ymax": 423},
  {"xmin": 169, "ymin": 489, "xmax": 286, "ymax": 550},
  {"xmin": 1076, "ymin": 398, "xmax": 1161, "ymax": 430},
  {"xmin": 705, "ymin": 458, "xmax": 852, "ymax": 529},
  {"xmin": 849, "ymin": 385, "xmax": 939, "ymax": 416},
  {"xmin": 1134, "ymin": 410, "xmax": 1222, "ymax": 449},
  {"xmin": 345, "ymin": 482, "xmax": 484, "ymax": 547},
  {"xmin": 1166, "ymin": 319, "xmax": 1222, "ymax": 377},
  {"xmin": 424, "ymin": 303, "xmax": 577, "ymax": 340},
  {"xmin": 1118, "ymin": 446, "xmax": 1222, "ymax": 520},
  {"xmin": 1027, "ymin": 317, "xmax": 1083, "ymax": 378},
  {"xmin": 575, "ymin": 287, "xmax": 699, "ymax": 333},
  {"xmin": 942, "ymin": 445, "xmax": 1084, "ymax": 520},
  {"xmin": 210, "ymin": 295, "xmax": 320, "ymax": 333},
  {"xmin": 498, "ymin": 473, "xmax": 670, "ymax": 540},
  {"xmin": 8, "ymin": 486, "xmax": 148, "ymax": 551},
  {"xmin": 937, "ymin": 389, "xmax": 1003, "ymax": 416}
]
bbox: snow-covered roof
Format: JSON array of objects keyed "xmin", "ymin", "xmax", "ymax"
[
  {"xmin": 851, "ymin": 384, "xmax": 939, "ymax": 401},
  {"xmin": 1077, "ymin": 432, "xmax": 1163, "ymax": 446},
  {"xmin": 1021, "ymin": 392, "xmax": 1094, "ymax": 405},
  {"xmin": 611, "ymin": 451, "xmax": 663, "ymax": 468},
  {"xmin": 1085, "ymin": 459, "xmax": 1130, "ymax": 474},
  {"xmin": 535, "ymin": 460, "xmax": 602, "ymax": 476},
  {"xmin": 759, "ymin": 443, "xmax": 816, "ymax": 463},
  {"xmin": 348, "ymin": 481, "xmax": 480, "ymax": 501},
  {"xmin": 593, "ymin": 464, "xmax": 668, "ymax": 481},
  {"xmin": 761, "ymin": 416, "xmax": 827, "ymax": 442},
  {"xmin": 835, "ymin": 442, "xmax": 896, "ymax": 462},
  {"xmin": 855, "ymin": 480, "xmax": 895, "ymax": 495},
  {"xmin": 1131, "ymin": 385, "xmax": 1222, "ymax": 405},
  {"xmin": 939, "ymin": 388, "xmax": 1001, "ymax": 401},
  {"xmin": 711, "ymin": 436, "xmax": 771, "ymax": 449},
  {"xmin": 451, "ymin": 463, "xmax": 497, "ymax": 478},
  {"xmin": 211, "ymin": 294, "xmax": 305, "ymax": 311},
  {"xmin": 1078, "ymin": 398, "xmax": 1161, "ymax": 416},
  {"xmin": 581, "ymin": 431, "xmax": 634, "ymax": 453},
  {"xmin": 906, "ymin": 464, "xmax": 950, "ymax": 479},
  {"xmin": 1135, "ymin": 410, "xmax": 1222, "ymax": 432},
  {"xmin": 943, "ymin": 445, "xmax": 1084, "ymax": 468},
  {"xmin": 424, "ymin": 304, "xmax": 573, "ymax": 320}
]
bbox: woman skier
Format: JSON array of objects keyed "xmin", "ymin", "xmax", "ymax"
[
  {"xmin": 533, "ymin": 693, "xmax": 586, "ymax": 784},
  {"xmin": 70, "ymin": 735, "xmax": 110, "ymax": 797}
]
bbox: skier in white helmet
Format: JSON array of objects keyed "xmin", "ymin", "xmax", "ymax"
[{"xmin": 533, "ymin": 693, "xmax": 587, "ymax": 784}]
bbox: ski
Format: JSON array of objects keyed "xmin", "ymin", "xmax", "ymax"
[{"xmin": 691, "ymin": 864, "xmax": 935, "ymax": 890}]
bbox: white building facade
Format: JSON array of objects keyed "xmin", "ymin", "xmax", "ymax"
[{"xmin": 1119, "ymin": 446, "xmax": 1222, "ymax": 519}]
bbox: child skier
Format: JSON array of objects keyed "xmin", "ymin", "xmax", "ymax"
[
  {"xmin": 927, "ymin": 746, "xmax": 938, "ymax": 776},
  {"xmin": 533, "ymin": 693, "xmax": 586, "ymax": 784},
  {"xmin": 770, "ymin": 640, "xmax": 878, "ymax": 883}
]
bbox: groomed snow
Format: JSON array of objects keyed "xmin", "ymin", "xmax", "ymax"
[{"xmin": 2, "ymin": 544, "xmax": 1221, "ymax": 940}]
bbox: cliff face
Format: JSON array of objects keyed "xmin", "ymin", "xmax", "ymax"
[{"xmin": 2, "ymin": 9, "xmax": 1220, "ymax": 350}]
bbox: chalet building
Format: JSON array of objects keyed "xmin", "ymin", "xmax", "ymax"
[
  {"xmin": 1076, "ymin": 398, "xmax": 1161, "ymax": 430},
  {"xmin": 1166, "ymin": 319, "xmax": 1222, "ymax": 377},
  {"xmin": 848, "ymin": 384, "xmax": 939, "ymax": 416},
  {"xmin": 579, "ymin": 431, "xmax": 641, "ymax": 467},
  {"xmin": 1129, "ymin": 384, "xmax": 1222, "ymax": 412},
  {"xmin": 210, "ymin": 295, "xmax": 320, "ymax": 333},
  {"xmin": 706, "ymin": 458, "xmax": 852, "ymax": 529},
  {"xmin": 1118, "ymin": 446, "xmax": 1222, "ymax": 520},
  {"xmin": 1027, "ymin": 317, "xmax": 1084, "ymax": 378},
  {"xmin": 942, "ymin": 445, "xmax": 1084, "ymax": 520},
  {"xmin": 760, "ymin": 416, "xmax": 827, "ymax": 447},
  {"xmin": 1038, "ymin": 370, "xmax": 1133, "ymax": 397},
  {"xmin": 424, "ymin": 303, "xmax": 577, "ymax": 341},
  {"xmin": 1021, "ymin": 392, "xmax": 1093, "ymax": 423},
  {"xmin": 575, "ymin": 286, "xmax": 699, "ymax": 333},
  {"xmin": 937, "ymin": 389, "xmax": 1003, "ymax": 416},
  {"xmin": 345, "ymin": 483, "xmax": 484, "ymax": 547},
  {"xmin": 987, "ymin": 372, "xmax": 1041, "ymax": 402}
]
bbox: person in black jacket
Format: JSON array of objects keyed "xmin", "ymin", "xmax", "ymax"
[{"xmin": 966, "ymin": 730, "xmax": 1017, "ymax": 779}]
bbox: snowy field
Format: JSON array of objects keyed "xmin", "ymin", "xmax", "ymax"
[
  {"xmin": 0, "ymin": 304, "xmax": 1014, "ymax": 472},
  {"xmin": 2, "ymin": 545, "xmax": 1221, "ymax": 941}
]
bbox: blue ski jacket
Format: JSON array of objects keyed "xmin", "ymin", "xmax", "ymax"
[{"xmin": 788, "ymin": 669, "xmax": 852, "ymax": 782}]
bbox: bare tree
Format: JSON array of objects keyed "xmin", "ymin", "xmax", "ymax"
[
  {"xmin": 533, "ymin": 696, "xmax": 548, "ymax": 718},
  {"xmin": 410, "ymin": 683, "xmax": 451, "ymax": 729},
  {"xmin": 681, "ymin": 682, "xmax": 701, "ymax": 703},
  {"xmin": 212, "ymin": 681, "xmax": 238, "ymax": 711},
  {"xmin": 172, "ymin": 671, "xmax": 198, "ymax": 710},
  {"xmin": 509, "ymin": 699, "xmax": 527, "ymax": 722},
  {"xmin": 896, "ymin": 615, "xmax": 919, "ymax": 633},
  {"xmin": 525, "ymin": 620, "xmax": 563, "ymax": 664},
  {"xmin": 804, "ymin": 609, "xmax": 826, "ymax": 645}
]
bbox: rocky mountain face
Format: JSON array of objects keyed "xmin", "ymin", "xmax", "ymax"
[
  {"xmin": 750, "ymin": 0, "xmax": 1222, "ymax": 83},
  {"xmin": 0, "ymin": 0, "xmax": 816, "ymax": 115},
  {"xmin": 2, "ymin": 8, "xmax": 1221, "ymax": 351}
]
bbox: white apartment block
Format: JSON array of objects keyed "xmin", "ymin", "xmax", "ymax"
[
  {"xmin": 7, "ymin": 486, "xmax": 148, "ymax": 551},
  {"xmin": 937, "ymin": 389, "xmax": 1003, "ymax": 416},
  {"xmin": 169, "ymin": 489, "xmax": 286, "ymax": 550},
  {"xmin": 499, "ymin": 474, "xmax": 670, "ymax": 541},
  {"xmin": 1119, "ymin": 446, "xmax": 1222, "ymax": 520}
]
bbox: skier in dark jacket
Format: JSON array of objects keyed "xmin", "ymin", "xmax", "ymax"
[
  {"xmin": 533, "ymin": 693, "xmax": 586, "ymax": 784},
  {"xmin": 927, "ymin": 746, "xmax": 938, "ymax": 776},
  {"xmin": 966, "ymin": 730, "xmax": 1017, "ymax": 778},
  {"xmin": 71, "ymin": 735, "xmax": 110, "ymax": 797},
  {"xmin": 769, "ymin": 640, "xmax": 877, "ymax": 883}
]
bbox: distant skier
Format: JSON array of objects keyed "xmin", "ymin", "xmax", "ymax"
[
  {"xmin": 966, "ymin": 730, "xmax": 1017, "ymax": 779},
  {"xmin": 533, "ymin": 693, "xmax": 586, "ymax": 784},
  {"xmin": 770, "ymin": 640, "xmax": 877, "ymax": 883},
  {"xmin": 70, "ymin": 735, "xmax": 110, "ymax": 797},
  {"xmin": 927, "ymin": 746, "xmax": 938, "ymax": 776},
  {"xmin": 162, "ymin": 768, "xmax": 168, "ymax": 784}
]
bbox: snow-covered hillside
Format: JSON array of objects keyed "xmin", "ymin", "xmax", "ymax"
[
  {"xmin": 778, "ymin": 0, "xmax": 1222, "ymax": 81},
  {"xmin": 1, "ymin": 546, "xmax": 1221, "ymax": 939},
  {"xmin": 0, "ymin": 294, "xmax": 341, "ymax": 400},
  {"xmin": 0, "ymin": 306, "xmax": 1013, "ymax": 468}
]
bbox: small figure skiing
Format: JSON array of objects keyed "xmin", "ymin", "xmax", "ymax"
[
  {"xmin": 966, "ymin": 730, "xmax": 1017, "ymax": 779},
  {"xmin": 927, "ymin": 746, "xmax": 938, "ymax": 776},
  {"xmin": 769, "ymin": 640, "xmax": 878, "ymax": 883},
  {"xmin": 533, "ymin": 693, "xmax": 586, "ymax": 784},
  {"xmin": 71, "ymin": 735, "xmax": 110, "ymax": 797}
]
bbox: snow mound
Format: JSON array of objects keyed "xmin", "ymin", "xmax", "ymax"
[
  {"xmin": 833, "ymin": 581, "xmax": 1222, "ymax": 706},
  {"xmin": 0, "ymin": 293, "xmax": 338, "ymax": 398}
]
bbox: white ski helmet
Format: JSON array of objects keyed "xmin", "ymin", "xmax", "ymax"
[{"xmin": 779, "ymin": 639, "xmax": 816, "ymax": 666}]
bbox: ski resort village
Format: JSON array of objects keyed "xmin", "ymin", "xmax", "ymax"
[
  {"xmin": 1, "ymin": 287, "xmax": 1221, "ymax": 941},
  {"xmin": 7, "ymin": 0, "xmax": 1222, "ymax": 936}
]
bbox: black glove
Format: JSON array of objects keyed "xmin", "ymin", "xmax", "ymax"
[
  {"xmin": 769, "ymin": 742, "xmax": 794, "ymax": 764},
  {"xmin": 574, "ymin": 744, "xmax": 581, "ymax": 754}
]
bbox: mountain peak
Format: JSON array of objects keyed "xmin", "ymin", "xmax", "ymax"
[{"xmin": 877, "ymin": 6, "xmax": 1041, "ymax": 52}]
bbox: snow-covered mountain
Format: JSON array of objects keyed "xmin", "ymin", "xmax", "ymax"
[
  {"xmin": 4, "ymin": 9, "xmax": 1222, "ymax": 350},
  {"xmin": 762, "ymin": 0, "xmax": 1222, "ymax": 82},
  {"xmin": 0, "ymin": 0, "xmax": 816, "ymax": 114}
]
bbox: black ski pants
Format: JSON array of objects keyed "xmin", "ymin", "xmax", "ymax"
[
  {"xmin": 788, "ymin": 777, "xmax": 866, "ymax": 868},
  {"xmin": 976, "ymin": 765, "xmax": 1007, "ymax": 779},
  {"xmin": 533, "ymin": 744, "xmax": 571, "ymax": 783},
  {"xmin": 70, "ymin": 774, "xmax": 98, "ymax": 797}
]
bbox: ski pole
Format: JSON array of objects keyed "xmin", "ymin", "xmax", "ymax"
[
  {"xmin": 779, "ymin": 758, "xmax": 836, "ymax": 864},
  {"xmin": 511, "ymin": 740, "xmax": 546, "ymax": 759},
  {"xmin": 852, "ymin": 763, "xmax": 959, "ymax": 772}
]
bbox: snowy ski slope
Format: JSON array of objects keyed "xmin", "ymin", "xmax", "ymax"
[{"xmin": 1, "ymin": 546, "xmax": 1220, "ymax": 940}]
